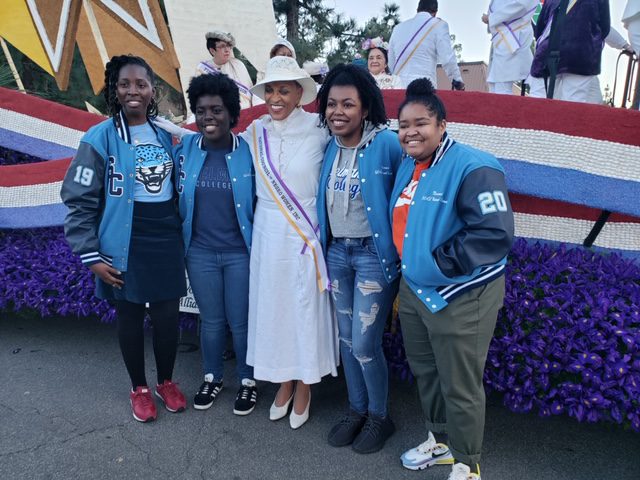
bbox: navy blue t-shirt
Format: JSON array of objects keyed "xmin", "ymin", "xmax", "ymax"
[{"xmin": 190, "ymin": 147, "xmax": 246, "ymax": 252}]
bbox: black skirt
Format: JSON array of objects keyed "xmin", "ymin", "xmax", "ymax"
[{"xmin": 96, "ymin": 200, "xmax": 186, "ymax": 304}]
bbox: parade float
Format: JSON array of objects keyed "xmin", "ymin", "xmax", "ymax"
[{"xmin": 1, "ymin": 1, "xmax": 639, "ymax": 431}]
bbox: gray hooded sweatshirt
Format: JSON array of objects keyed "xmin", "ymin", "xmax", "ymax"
[{"xmin": 326, "ymin": 123, "xmax": 384, "ymax": 238}]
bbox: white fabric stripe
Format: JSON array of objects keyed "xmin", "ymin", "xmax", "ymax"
[
  {"xmin": 0, "ymin": 182, "xmax": 64, "ymax": 207},
  {"xmin": 440, "ymin": 265, "xmax": 505, "ymax": 300},
  {"xmin": 515, "ymin": 212, "xmax": 640, "ymax": 251},
  {"xmin": 438, "ymin": 265, "xmax": 493, "ymax": 295},
  {"xmin": 80, "ymin": 253, "xmax": 100, "ymax": 263},
  {"xmin": 0, "ymin": 108, "xmax": 85, "ymax": 149},
  {"xmin": 446, "ymin": 122, "xmax": 640, "ymax": 182},
  {"xmin": 80, "ymin": 252, "xmax": 99, "ymax": 259},
  {"xmin": 99, "ymin": 254, "xmax": 113, "ymax": 266}
]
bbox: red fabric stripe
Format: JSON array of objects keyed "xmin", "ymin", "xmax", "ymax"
[
  {"xmin": 382, "ymin": 90, "xmax": 640, "ymax": 148},
  {"xmin": 0, "ymin": 158, "xmax": 71, "ymax": 187},
  {"xmin": 0, "ymin": 87, "xmax": 102, "ymax": 132},
  {"xmin": 511, "ymin": 193, "xmax": 640, "ymax": 223},
  {"xmin": 234, "ymin": 91, "xmax": 640, "ymax": 147}
]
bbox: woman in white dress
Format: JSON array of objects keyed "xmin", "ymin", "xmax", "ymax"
[
  {"xmin": 241, "ymin": 56, "xmax": 338, "ymax": 429},
  {"xmin": 362, "ymin": 37, "xmax": 403, "ymax": 90}
]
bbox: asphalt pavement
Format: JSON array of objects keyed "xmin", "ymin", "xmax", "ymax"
[{"xmin": 1, "ymin": 313, "xmax": 639, "ymax": 480}]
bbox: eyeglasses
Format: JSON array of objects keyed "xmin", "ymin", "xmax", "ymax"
[{"xmin": 215, "ymin": 42, "xmax": 233, "ymax": 51}]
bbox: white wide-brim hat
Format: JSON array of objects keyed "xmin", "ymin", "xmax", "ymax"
[{"xmin": 250, "ymin": 56, "xmax": 317, "ymax": 105}]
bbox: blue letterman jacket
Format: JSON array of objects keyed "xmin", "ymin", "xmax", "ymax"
[
  {"xmin": 390, "ymin": 136, "xmax": 514, "ymax": 312},
  {"xmin": 60, "ymin": 112, "xmax": 175, "ymax": 271},
  {"xmin": 318, "ymin": 129, "xmax": 403, "ymax": 284},
  {"xmin": 174, "ymin": 133, "xmax": 255, "ymax": 253}
]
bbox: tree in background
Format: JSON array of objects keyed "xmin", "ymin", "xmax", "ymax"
[
  {"xmin": 273, "ymin": 2, "xmax": 462, "ymax": 66},
  {"xmin": 273, "ymin": 0, "xmax": 358, "ymax": 65}
]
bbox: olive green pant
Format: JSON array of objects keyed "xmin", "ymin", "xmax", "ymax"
[{"xmin": 398, "ymin": 276, "xmax": 505, "ymax": 466}]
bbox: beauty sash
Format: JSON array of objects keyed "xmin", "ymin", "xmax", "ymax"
[
  {"xmin": 392, "ymin": 16, "xmax": 441, "ymax": 75},
  {"xmin": 197, "ymin": 61, "xmax": 253, "ymax": 105},
  {"xmin": 490, "ymin": 3, "xmax": 538, "ymax": 54},
  {"xmin": 251, "ymin": 122, "xmax": 330, "ymax": 293}
]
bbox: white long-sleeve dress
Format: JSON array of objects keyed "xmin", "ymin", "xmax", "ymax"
[{"xmin": 241, "ymin": 108, "xmax": 338, "ymax": 384}]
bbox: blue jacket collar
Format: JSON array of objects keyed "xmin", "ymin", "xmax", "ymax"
[
  {"xmin": 196, "ymin": 132, "xmax": 239, "ymax": 152},
  {"xmin": 113, "ymin": 110, "xmax": 159, "ymax": 144}
]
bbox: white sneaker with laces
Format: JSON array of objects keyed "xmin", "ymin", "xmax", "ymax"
[
  {"xmin": 401, "ymin": 431, "xmax": 454, "ymax": 470},
  {"xmin": 448, "ymin": 462, "xmax": 481, "ymax": 480}
]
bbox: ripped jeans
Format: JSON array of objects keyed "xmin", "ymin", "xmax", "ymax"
[{"xmin": 327, "ymin": 237, "xmax": 399, "ymax": 417}]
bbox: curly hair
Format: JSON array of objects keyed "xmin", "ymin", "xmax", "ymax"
[
  {"xmin": 316, "ymin": 63, "xmax": 387, "ymax": 128},
  {"xmin": 102, "ymin": 55, "xmax": 157, "ymax": 121},
  {"xmin": 398, "ymin": 78, "xmax": 447, "ymax": 123},
  {"xmin": 186, "ymin": 74, "xmax": 241, "ymax": 128}
]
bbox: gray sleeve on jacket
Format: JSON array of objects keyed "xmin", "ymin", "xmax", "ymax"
[
  {"xmin": 60, "ymin": 142, "xmax": 106, "ymax": 265},
  {"xmin": 434, "ymin": 167, "xmax": 515, "ymax": 278}
]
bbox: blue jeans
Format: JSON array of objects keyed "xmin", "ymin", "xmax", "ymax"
[
  {"xmin": 327, "ymin": 237, "xmax": 399, "ymax": 417},
  {"xmin": 186, "ymin": 245, "xmax": 253, "ymax": 382}
]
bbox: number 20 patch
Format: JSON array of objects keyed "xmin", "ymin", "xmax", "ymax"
[{"xmin": 477, "ymin": 191, "xmax": 508, "ymax": 215}]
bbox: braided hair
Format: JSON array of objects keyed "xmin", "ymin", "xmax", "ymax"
[
  {"xmin": 316, "ymin": 63, "xmax": 387, "ymax": 128},
  {"xmin": 398, "ymin": 78, "xmax": 446, "ymax": 123},
  {"xmin": 103, "ymin": 55, "xmax": 157, "ymax": 122}
]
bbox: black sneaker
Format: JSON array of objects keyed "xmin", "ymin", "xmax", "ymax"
[
  {"xmin": 328, "ymin": 410, "xmax": 367, "ymax": 447},
  {"xmin": 193, "ymin": 375, "xmax": 223, "ymax": 410},
  {"xmin": 233, "ymin": 378, "xmax": 257, "ymax": 416},
  {"xmin": 352, "ymin": 413, "xmax": 395, "ymax": 454}
]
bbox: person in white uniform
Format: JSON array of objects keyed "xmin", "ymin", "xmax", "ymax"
[
  {"xmin": 241, "ymin": 56, "xmax": 338, "ymax": 430},
  {"xmin": 482, "ymin": 0, "xmax": 538, "ymax": 95},
  {"xmin": 623, "ymin": 1, "xmax": 640, "ymax": 55},
  {"xmin": 388, "ymin": 0, "xmax": 465, "ymax": 90}
]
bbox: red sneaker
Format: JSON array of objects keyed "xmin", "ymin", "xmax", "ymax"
[
  {"xmin": 130, "ymin": 386, "xmax": 157, "ymax": 423},
  {"xmin": 155, "ymin": 380, "xmax": 186, "ymax": 413}
]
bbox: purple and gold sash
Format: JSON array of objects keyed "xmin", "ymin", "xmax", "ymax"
[
  {"xmin": 392, "ymin": 16, "xmax": 441, "ymax": 74},
  {"xmin": 489, "ymin": 3, "xmax": 538, "ymax": 54},
  {"xmin": 197, "ymin": 61, "xmax": 253, "ymax": 104},
  {"xmin": 251, "ymin": 122, "xmax": 330, "ymax": 293}
]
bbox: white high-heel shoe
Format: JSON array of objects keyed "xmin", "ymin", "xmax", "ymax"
[
  {"xmin": 289, "ymin": 393, "xmax": 311, "ymax": 429},
  {"xmin": 269, "ymin": 392, "xmax": 293, "ymax": 421}
]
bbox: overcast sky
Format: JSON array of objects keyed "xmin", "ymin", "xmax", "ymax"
[{"xmin": 324, "ymin": 0, "xmax": 627, "ymax": 99}]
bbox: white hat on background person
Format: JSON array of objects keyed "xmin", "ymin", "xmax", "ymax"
[
  {"xmin": 303, "ymin": 61, "xmax": 329, "ymax": 77},
  {"xmin": 270, "ymin": 38, "xmax": 297, "ymax": 59},
  {"xmin": 251, "ymin": 56, "xmax": 318, "ymax": 105}
]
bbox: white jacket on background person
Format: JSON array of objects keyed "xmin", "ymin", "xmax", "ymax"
[
  {"xmin": 623, "ymin": 0, "xmax": 640, "ymax": 55},
  {"xmin": 388, "ymin": 11, "xmax": 462, "ymax": 88},
  {"xmin": 486, "ymin": 0, "xmax": 538, "ymax": 85}
]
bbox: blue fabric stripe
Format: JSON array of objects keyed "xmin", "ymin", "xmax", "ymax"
[
  {"xmin": 498, "ymin": 158, "xmax": 640, "ymax": 217},
  {"xmin": 0, "ymin": 127, "xmax": 77, "ymax": 160},
  {"xmin": 0, "ymin": 204, "xmax": 67, "ymax": 228}
]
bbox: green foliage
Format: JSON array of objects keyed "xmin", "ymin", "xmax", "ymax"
[
  {"xmin": 0, "ymin": 62, "xmax": 17, "ymax": 89},
  {"xmin": 273, "ymin": 2, "xmax": 462, "ymax": 67}
]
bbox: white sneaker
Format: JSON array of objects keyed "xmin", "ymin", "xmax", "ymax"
[
  {"xmin": 448, "ymin": 462, "xmax": 481, "ymax": 480},
  {"xmin": 401, "ymin": 431, "xmax": 454, "ymax": 470}
]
